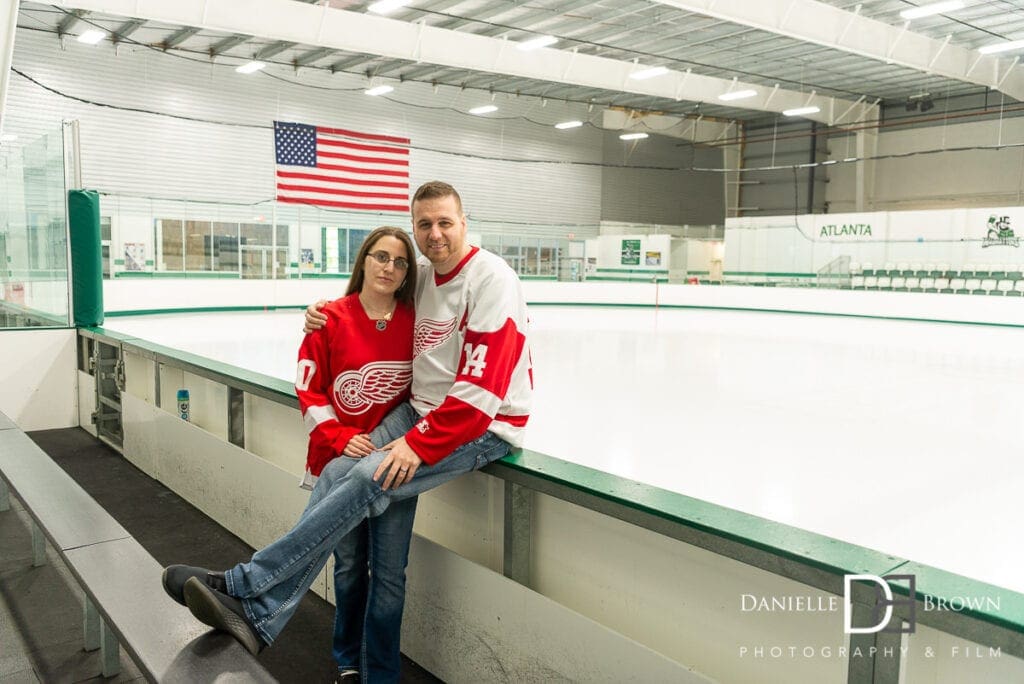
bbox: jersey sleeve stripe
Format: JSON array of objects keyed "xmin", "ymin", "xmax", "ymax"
[
  {"xmin": 303, "ymin": 403, "xmax": 340, "ymax": 433},
  {"xmin": 449, "ymin": 382, "xmax": 502, "ymax": 416}
]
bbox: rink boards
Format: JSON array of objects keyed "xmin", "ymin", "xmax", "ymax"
[{"xmin": 85, "ymin": 284, "xmax": 1024, "ymax": 683}]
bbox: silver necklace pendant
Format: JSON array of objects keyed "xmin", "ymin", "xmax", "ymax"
[{"xmin": 376, "ymin": 319, "xmax": 387, "ymax": 331}]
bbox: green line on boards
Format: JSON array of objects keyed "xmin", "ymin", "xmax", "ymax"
[
  {"xmin": 104, "ymin": 305, "xmax": 310, "ymax": 317},
  {"xmin": 112, "ymin": 271, "xmax": 241, "ymax": 278},
  {"xmin": 723, "ymin": 271, "xmax": 816, "ymax": 277}
]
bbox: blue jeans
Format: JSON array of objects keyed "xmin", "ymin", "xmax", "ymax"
[
  {"xmin": 329, "ymin": 406, "xmax": 419, "ymax": 683},
  {"xmin": 224, "ymin": 401, "xmax": 511, "ymax": 654}
]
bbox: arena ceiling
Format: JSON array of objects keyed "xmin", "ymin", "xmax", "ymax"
[{"xmin": 14, "ymin": 0, "xmax": 1024, "ymax": 127}]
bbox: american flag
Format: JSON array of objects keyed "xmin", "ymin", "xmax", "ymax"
[{"xmin": 273, "ymin": 121, "xmax": 410, "ymax": 212}]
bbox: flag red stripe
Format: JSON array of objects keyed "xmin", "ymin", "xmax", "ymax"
[
  {"xmin": 316, "ymin": 162, "xmax": 409, "ymax": 178},
  {"xmin": 277, "ymin": 196, "xmax": 408, "ymax": 212},
  {"xmin": 277, "ymin": 183, "xmax": 408, "ymax": 201},
  {"xmin": 276, "ymin": 170, "xmax": 409, "ymax": 189},
  {"xmin": 317, "ymin": 150, "xmax": 409, "ymax": 166},
  {"xmin": 317, "ymin": 125, "xmax": 410, "ymax": 145},
  {"xmin": 317, "ymin": 138, "xmax": 409, "ymax": 155}
]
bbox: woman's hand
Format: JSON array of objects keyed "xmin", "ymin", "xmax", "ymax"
[
  {"xmin": 303, "ymin": 300, "xmax": 329, "ymax": 333},
  {"xmin": 342, "ymin": 434, "xmax": 376, "ymax": 458}
]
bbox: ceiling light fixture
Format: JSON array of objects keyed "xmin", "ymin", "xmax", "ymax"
[
  {"xmin": 783, "ymin": 105, "xmax": 820, "ymax": 117},
  {"xmin": 518, "ymin": 35, "xmax": 558, "ymax": 51},
  {"xmin": 367, "ymin": 0, "xmax": 411, "ymax": 15},
  {"xmin": 364, "ymin": 85, "xmax": 394, "ymax": 96},
  {"xmin": 619, "ymin": 132, "xmax": 649, "ymax": 140},
  {"xmin": 469, "ymin": 105, "xmax": 498, "ymax": 115},
  {"xmin": 0, "ymin": 133, "xmax": 17, "ymax": 143},
  {"xmin": 629, "ymin": 66, "xmax": 669, "ymax": 80},
  {"xmin": 899, "ymin": 1, "xmax": 964, "ymax": 20},
  {"xmin": 555, "ymin": 120, "xmax": 583, "ymax": 129},
  {"xmin": 77, "ymin": 29, "xmax": 106, "ymax": 44},
  {"xmin": 235, "ymin": 61, "xmax": 266, "ymax": 74},
  {"xmin": 718, "ymin": 89, "xmax": 757, "ymax": 102},
  {"xmin": 978, "ymin": 39, "xmax": 1024, "ymax": 55}
]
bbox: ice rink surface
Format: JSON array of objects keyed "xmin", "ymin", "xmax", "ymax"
[{"xmin": 106, "ymin": 305, "xmax": 1024, "ymax": 594}]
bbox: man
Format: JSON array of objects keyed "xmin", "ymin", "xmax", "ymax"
[{"xmin": 162, "ymin": 181, "xmax": 532, "ymax": 682}]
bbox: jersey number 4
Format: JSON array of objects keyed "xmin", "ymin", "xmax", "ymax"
[{"xmin": 461, "ymin": 343, "xmax": 489, "ymax": 377}]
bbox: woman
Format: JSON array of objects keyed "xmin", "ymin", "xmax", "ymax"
[
  {"xmin": 163, "ymin": 225, "xmax": 419, "ymax": 683},
  {"xmin": 294, "ymin": 225, "xmax": 419, "ymax": 683}
]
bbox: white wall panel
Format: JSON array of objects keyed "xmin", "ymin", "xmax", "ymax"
[{"xmin": 0, "ymin": 328, "xmax": 77, "ymax": 430}]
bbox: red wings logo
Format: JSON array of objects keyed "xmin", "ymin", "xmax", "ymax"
[
  {"xmin": 414, "ymin": 316, "xmax": 458, "ymax": 356},
  {"xmin": 333, "ymin": 361, "xmax": 412, "ymax": 415}
]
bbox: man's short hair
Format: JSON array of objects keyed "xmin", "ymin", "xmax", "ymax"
[{"xmin": 411, "ymin": 181, "xmax": 463, "ymax": 215}]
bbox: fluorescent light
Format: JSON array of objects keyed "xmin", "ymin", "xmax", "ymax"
[
  {"xmin": 77, "ymin": 29, "xmax": 106, "ymax": 44},
  {"xmin": 518, "ymin": 35, "xmax": 557, "ymax": 51},
  {"xmin": 469, "ymin": 105, "xmax": 498, "ymax": 115},
  {"xmin": 718, "ymin": 89, "xmax": 757, "ymax": 101},
  {"xmin": 821, "ymin": 160, "xmax": 837, "ymax": 165},
  {"xmin": 364, "ymin": 85, "xmax": 394, "ymax": 96},
  {"xmin": 783, "ymin": 105, "xmax": 821, "ymax": 117},
  {"xmin": 554, "ymin": 120, "xmax": 583, "ymax": 129},
  {"xmin": 978, "ymin": 39, "xmax": 1024, "ymax": 55},
  {"xmin": 619, "ymin": 132, "xmax": 648, "ymax": 140},
  {"xmin": 629, "ymin": 66, "xmax": 669, "ymax": 80},
  {"xmin": 899, "ymin": 1, "xmax": 964, "ymax": 20},
  {"xmin": 235, "ymin": 61, "xmax": 266, "ymax": 74},
  {"xmin": 368, "ymin": 0, "xmax": 410, "ymax": 14}
]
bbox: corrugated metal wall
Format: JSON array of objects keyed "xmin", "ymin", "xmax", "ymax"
[
  {"xmin": 738, "ymin": 120, "xmax": 828, "ymax": 217},
  {"xmin": 6, "ymin": 29, "xmax": 726, "ymax": 236},
  {"xmin": 600, "ymin": 130, "xmax": 725, "ymax": 226}
]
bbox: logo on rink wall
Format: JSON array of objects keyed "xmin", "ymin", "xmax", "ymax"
[
  {"xmin": 982, "ymin": 215, "xmax": 1020, "ymax": 248},
  {"xmin": 819, "ymin": 223, "xmax": 872, "ymax": 238}
]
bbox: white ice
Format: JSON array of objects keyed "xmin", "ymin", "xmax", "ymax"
[{"xmin": 105, "ymin": 306, "xmax": 1024, "ymax": 594}]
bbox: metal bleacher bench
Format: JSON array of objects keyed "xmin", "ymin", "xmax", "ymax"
[{"xmin": 0, "ymin": 412, "xmax": 274, "ymax": 683}]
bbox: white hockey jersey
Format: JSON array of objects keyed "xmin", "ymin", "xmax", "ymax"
[{"xmin": 404, "ymin": 246, "xmax": 532, "ymax": 464}]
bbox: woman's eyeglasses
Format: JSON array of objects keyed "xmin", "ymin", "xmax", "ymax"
[{"xmin": 367, "ymin": 251, "xmax": 410, "ymax": 271}]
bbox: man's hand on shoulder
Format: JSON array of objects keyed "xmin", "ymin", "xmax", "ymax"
[{"xmin": 303, "ymin": 299, "xmax": 329, "ymax": 333}]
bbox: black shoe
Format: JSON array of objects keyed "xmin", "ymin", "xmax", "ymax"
[
  {"xmin": 182, "ymin": 576, "xmax": 266, "ymax": 656},
  {"xmin": 162, "ymin": 564, "xmax": 226, "ymax": 606},
  {"xmin": 336, "ymin": 669, "xmax": 360, "ymax": 683}
]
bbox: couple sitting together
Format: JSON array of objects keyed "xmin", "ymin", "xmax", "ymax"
[{"xmin": 160, "ymin": 180, "xmax": 532, "ymax": 683}]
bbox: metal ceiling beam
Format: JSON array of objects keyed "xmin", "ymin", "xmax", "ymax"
[
  {"xmin": 293, "ymin": 46, "xmax": 334, "ymax": 67},
  {"xmin": 208, "ymin": 33, "xmax": 251, "ymax": 57},
  {"xmin": 162, "ymin": 26, "xmax": 201, "ymax": 49},
  {"xmin": 328, "ymin": 54, "xmax": 376, "ymax": 74},
  {"xmin": 255, "ymin": 40, "xmax": 295, "ymax": 60},
  {"xmin": 51, "ymin": 0, "xmax": 876, "ymax": 126},
  {"xmin": 112, "ymin": 18, "xmax": 146, "ymax": 43},
  {"xmin": 647, "ymin": 0, "xmax": 1024, "ymax": 102},
  {"xmin": 57, "ymin": 8, "xmax": 88, "ymax": 36}
]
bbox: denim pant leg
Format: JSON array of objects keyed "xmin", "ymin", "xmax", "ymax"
[
  {"xmin": 323, "ymin": 457, "xmax": 371, "ymax": 672},
  {"xmin": 358, "ymin": 494, "xmax": 418, "ymax": 683},
  {"xmin": 334, "ymin": 404, "xmax": 421, "ymax": 679},
  {"xmin": 225, "ymin": 420, "xmax": 510, "ymax": 645}
]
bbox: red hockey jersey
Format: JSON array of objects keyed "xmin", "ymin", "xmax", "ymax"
[
  {"xmin": 296, "ymin": 293, "xmax": 414, "ymax": 476},
  {"xmin": 404, "ymin": 247, "xmax": 532, "ymax": 464}
]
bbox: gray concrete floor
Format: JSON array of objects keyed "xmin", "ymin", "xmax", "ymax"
[{"xmin": 0, "ymin": 427, "xmax": 440, "ymax": 683}]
